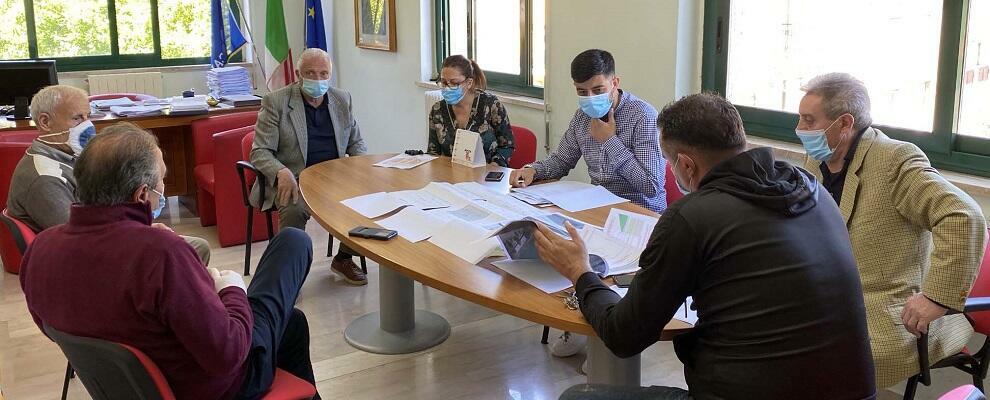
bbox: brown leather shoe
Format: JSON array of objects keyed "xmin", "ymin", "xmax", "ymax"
[{"xmin": 331, "ymin": 258, "xmax": 367, "ymax": 286}]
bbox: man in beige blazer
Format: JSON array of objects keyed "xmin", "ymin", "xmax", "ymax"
[
  {"xmin": 250, "ymin": 48, "xmax": 368, "ymax": 285},
  {"xmin": 795, "ymin": 72, "xmax": 986, "ymax": 388}
]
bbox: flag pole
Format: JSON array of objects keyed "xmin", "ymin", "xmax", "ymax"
[{"xmin": 230, "ymin": 0, "xmax": 267, "ymax": 89}]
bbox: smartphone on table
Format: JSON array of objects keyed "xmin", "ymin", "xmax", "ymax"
[{"xmin": 348, "ymin": 226, "xmax": 398, "ymax": 241}]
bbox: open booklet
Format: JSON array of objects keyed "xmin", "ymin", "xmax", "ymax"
[{"xmin": 489, "ymin": 214, "xmax": 641, "ymax": 277}]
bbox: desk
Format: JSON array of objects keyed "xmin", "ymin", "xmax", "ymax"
[
  {"xmin": 0, "ymin": 105, "xmax": 260, "ymax": 199},
  {"xmin": 299, "ymin": 154, "xmax": 691, "ymax": 386}
]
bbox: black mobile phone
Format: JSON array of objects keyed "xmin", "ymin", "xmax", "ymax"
[
  {"xmin": 484, "ymin": 171, "xmax": 505, "ymax": 182},
  {"xmin": 614, "ymin": 273, "xmax": 636, "ymax": 288},
  {"xmin": 348, "ymin": 226, "xmax": 398, "ymax": 241}
]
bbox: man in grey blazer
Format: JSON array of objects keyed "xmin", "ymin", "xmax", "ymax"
[{"xmin": 250, "ymin": 48, "xmax": 368, "ymax": 285}]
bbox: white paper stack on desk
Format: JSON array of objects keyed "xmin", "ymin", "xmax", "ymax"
[
  {"xmin": 169, "ymin": 95, "xmax": 209, "ymax": 115},
  {"xmin": 109, "ymin": 104, "xmax": 166, "ymax": 117},
  {"xmin": 207, "ymin": 66, "xmax": 253, "ymax": 98},
  {"xmin": 91, "ymin": 97, "xmax": 136, "ymax": 111}
]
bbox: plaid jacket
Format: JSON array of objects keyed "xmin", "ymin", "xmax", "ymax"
[{"xmin": 805, "ymin": 127, "xmax": 987, "ymax": 387}]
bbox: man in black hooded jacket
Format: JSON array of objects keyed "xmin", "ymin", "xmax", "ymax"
[{"xmin": 536, "ymin": 93, "xmax": 876, "ymax": 400}]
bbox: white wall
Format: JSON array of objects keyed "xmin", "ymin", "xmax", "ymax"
[{"xmin": 544, "ymin": 0, "xmax": 700, "ymax": 182}]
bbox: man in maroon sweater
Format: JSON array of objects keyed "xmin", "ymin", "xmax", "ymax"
[{"xmin": 20, "ymin": 123, "xmax": 320, "ymax": 400}]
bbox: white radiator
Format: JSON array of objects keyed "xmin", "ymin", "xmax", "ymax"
[
  {"xmin": 87, "ymin": 72, "xmax": 164, "ymax": 98},
  {"xmin": 424, "ymin": 89, "xmax": 443, "ymax": 116}
]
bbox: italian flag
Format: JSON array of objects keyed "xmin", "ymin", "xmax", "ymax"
[{"xmin": 265, "ymin": 0, "xmax": 296, "ymax": 91}]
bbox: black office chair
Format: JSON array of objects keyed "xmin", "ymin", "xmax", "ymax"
[{"xmin": 235, "ymin": 160, "xmax": 367, "ymax": 276}]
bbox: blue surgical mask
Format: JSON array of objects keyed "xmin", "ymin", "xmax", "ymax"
[
  {"xmin": 37, "ymin": 120, "xmax": 96, "ymax": 156},
  {"xmin": 301, "ymin": 78, "xmax": 330, "ymax": 98},
  {"xmin": 441, "ymin": 86, "xmax": 465, "ymax": 105},
  {"xmin": 795, "ymin": 117, "xmax": 842, "ymax": 162},
  {"xmin": 151, "ymin": 188, "xmax": 166, "ymax": 219},
  {"xmin": 578, "ymin": 92, "xmax": 612, "ymax": 119}
]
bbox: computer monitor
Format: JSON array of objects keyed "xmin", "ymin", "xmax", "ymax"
[{"xmin": 0, "ymin": 60, "xmax": 58, "ymax": 120}]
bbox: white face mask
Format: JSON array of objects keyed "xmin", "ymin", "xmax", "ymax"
[{"xmin": 38, "ymin": 120, "xmax": 96, "ymax": 155}]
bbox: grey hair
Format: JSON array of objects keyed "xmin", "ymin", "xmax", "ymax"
[
  {"xmin": 74, "ymin": 122, "xmax": 161, "ymax": 207},
  {"xmin": 297, "ymin": 48, "xmax": 332, "ymax": 70},
  {"xmin": 29, "ymin": 85, "xmax": 87, "ymax": 122},
  {"xmin": 801, "ymin": 73, "xmax": 873, "ymax": 131}
]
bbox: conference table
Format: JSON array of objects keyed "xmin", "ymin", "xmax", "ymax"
[{"xmin": 299, "ymin": 154, "xmax": 692, "ymax": 386}]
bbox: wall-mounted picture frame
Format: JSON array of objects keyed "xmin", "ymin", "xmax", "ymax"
[{"xmin": 354, "ymin": 0, "xmax": 397, "ymax": 51}]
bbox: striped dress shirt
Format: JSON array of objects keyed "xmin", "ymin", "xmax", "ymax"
[{"xmin": 532, "ymin": 90, "xmax": 667, "ymax": 213}]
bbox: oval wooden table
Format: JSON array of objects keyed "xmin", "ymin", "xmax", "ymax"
[{"xmin": 299, "ymin": 154, "xmax": 691, "ymax": 386}]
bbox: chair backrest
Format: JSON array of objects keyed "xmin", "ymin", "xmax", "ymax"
[
  {"xmin": 44, "ymin": 325, "xmax": 175, "ymax": 400},
  {"xmin": 508, "ymin": 125, "xmax": 537, "ymax": 169},
  {"xmin": 0, "ymin": 130, "xmax": 38, "ymax": 207},
  {"xmin": 0, "ymin": 209, "xmax": 36, "ymax": 274},
  {"xmin": 663, "ymin": 162, "xmax": 684, "ymax": 207},
  {"xmin": 965, "ymin": 232, "xmax": 990, "ymax": 334},
  {"xmin": 939, "ymin": 384, "xmax": 986, "ymax": 400},
  {"xmin": 190, "ymin": 112, "xmax": 259, "ymax": 167},
  {"xmin": 87, "ymin": 93, "xmax": 157, "ymax": 102},
  {"xmin": 240, "ymin": 131, "xmax": 258, "ymax": 187}
]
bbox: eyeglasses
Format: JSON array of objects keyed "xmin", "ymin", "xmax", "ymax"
[{"xmin": 437, "ymin": 79, "xmax": 467, "ymax": 89}]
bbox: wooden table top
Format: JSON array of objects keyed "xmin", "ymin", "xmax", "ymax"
[
  {"xmin": 0, "ymin": 104, "xmax": 260, "ymax": 132},
  {"xmin": 299, "ymin": 154, "xmax": 692, "ymax": 338}
]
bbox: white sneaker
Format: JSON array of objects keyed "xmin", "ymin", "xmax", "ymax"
[{"xmin": 549, "ymin": 332, "xmax": 586, "ymax": 357}]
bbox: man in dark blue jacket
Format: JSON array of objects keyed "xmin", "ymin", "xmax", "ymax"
[{"xmin": 535, "ymin": 93, "xmax": 876, "ymax": 400}]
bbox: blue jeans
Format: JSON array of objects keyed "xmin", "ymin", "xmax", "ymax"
[
  {"xmin": 560, "ymin": 384, "xmax": 692, "ymax": 400},
  {"xmin": 235, "ymin": 228, "xmax": 319, "ymax": 400}
]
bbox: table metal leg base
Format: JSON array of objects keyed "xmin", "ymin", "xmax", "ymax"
[
  {"xmin": 343, "ymin": 267, "xmax": 450, "ymax": 354},
  {"xmin": 586, "ymin": 336, "xmax": 641, "ymax": 386},
  {"xmin": 344, "ymin": 310, "xmax": 450, "ymax": 354}
]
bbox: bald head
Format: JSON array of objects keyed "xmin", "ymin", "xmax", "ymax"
[
  {"xmin": 30, "ymin": 85, "xmax": 90, "ymax": 136},
  {"xmin": 296, "ymin": 48, "xmax": 332, "ymax": 82}
]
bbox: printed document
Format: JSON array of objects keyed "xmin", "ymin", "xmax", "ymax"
[{"xmin": 373, "ymin": 153, "xmax": 438, "ymax": 169}]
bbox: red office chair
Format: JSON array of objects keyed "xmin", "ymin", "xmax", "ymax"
[
  {"xmin": 234, "ymin": 132, "xmax": 366, "ymax": 276},
  {"xmin": 212, "ymin": 127, "xmax": 272, "ymax": 248},
  {"xmin": 941, "ymin": 385, "xmax": 986, "ymax": 400},
  {"xmin": 87, "ymin": 93, "xmax": 157, "ymax": 102},
  {"xmin": 509, "ymin": 125, "xmax": 537, "ymax": 169},
  {"xmin": 906, "ymin": 232, "xmax": 990, "ymax": 400},
  {"xmin": 0, "ymin": 209, "xmax": 36, "ymax": 274},
  {"xmin": 45, "ymin": 325, "xmax": 316, "ymax": 400},
  {"xmin": 664, "ymin": 162, "xmax": 684, "ymax": 206},
  {"xmin": 0, "ymin": 130, "xmax": 39, "ymax": 208},
  {"xmin": 190, "ymin": 112, "xmax": 259, "ymax": 227}
]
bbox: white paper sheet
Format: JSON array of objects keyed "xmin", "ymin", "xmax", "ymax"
[
  {"xmin": 543, "ymin": 185, "xmax": 629, "ymax": 212},
  {"xmin": 340, "ymin": 192, "xmax": 406, "ymax": 218},
  {"xmin": 515, "ymin": 181, "xmax": 628, "ymax": 212},
  {"xmin": 391, "ymin": 189, "xmax": 453, "ymax": 210},
  {"xmin": 373, "ymin": 154, "xmax": 438, "ymax": 169},
  {"xmin": 428, "ymin": 219, "xmax": 500, "ymax": 264},
  {"xmin": 493, "ymin": 259, "xmax": 574, "ymax": 294},
  {"xmin": 581, "ymin": 226, "xmax": 641, "ymax": 276},
  {"xmin": 376, "ymin": 207, "xmax": 445, "ymax": 242},
  {"xmin": 603, "ymin": 208, "xmax": 659, "ymax": 249},
  {"xmin": 610, "ymin": 286, "xmax": 697, "ymax": 325}
]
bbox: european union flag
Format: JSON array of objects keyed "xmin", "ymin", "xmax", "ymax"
[
  {"xmin": 211, "ymin": 0, "xmax": 248, "ymax": 68},
  {"xmin": 305, "ymin": 0, "xmax": 327, "ymax": 51}
]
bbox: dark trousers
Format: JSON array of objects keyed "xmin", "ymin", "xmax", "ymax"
[{"xmin": 236, "ymin": 228, "xmax": 320, "ymax": 400}]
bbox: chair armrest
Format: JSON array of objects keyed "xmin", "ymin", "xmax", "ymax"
[
  {"xmin": 962, "ymin": 297, "xmax": 990, "ymax": 314},
  {"xmin": 235, "ymin": 161, "xmax": 267, "ymax": 210}
]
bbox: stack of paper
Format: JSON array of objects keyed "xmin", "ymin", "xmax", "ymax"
[
  {"xmin": 169, "ymin": 95, "xmax": 209, "ymax": 115},
  {"xmin": 207, "ymin": 66, "xmax": 253, "ymax": 98},
  {"xmin": 109, "ymin": 105, "xmax": 166, "ymax": 117},
  {"xmin": 90, "ymin": 97, "xmax": 136, "ymax": 111},
  {"xmin": 513, "ymin": 181, "xmax": 628, "ymax": 212}
]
